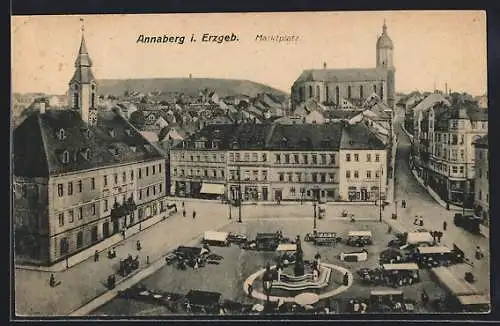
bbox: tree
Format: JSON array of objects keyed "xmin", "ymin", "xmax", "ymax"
[{"xmin": 129, "ymin": 111, "xmax": 146, "ymax": 129}]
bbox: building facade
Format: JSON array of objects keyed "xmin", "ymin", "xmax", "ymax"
[
  {"xmin": 472, "ymin": 135, "xmax": 489, "ymax": 223},
  {"xmin": 413, "ymin": 101, "xmax": 488, "ymax": 207},
  {"xmin": 13, "ymin": 30, "xmax": 167, "ymax": 266},
  {"xmin": 170, "ymin": 122, "xmax": 386, "ymax": 203},
  {"xmin": 291, "ymin": 22, "xmax": 396, "ymax": 110}
]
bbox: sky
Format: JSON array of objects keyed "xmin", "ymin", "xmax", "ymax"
[{"xmin": 12, "ymin": 11, "xmax": 487, "ymax": 96}]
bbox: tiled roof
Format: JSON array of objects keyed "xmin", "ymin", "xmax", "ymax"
[
  {"xmin": 413, "ymin": 93, "xmax": 450, "ymax": 114},
  {"xmin": 328, "ymin": 110, "xmax": 363, "ymax": 120},
  {"xmin": 295, "ymin": 68, "xmax": 387, "ymax": 83},
  {"xmin": 340, "ymin": 123, "xmax": 386, "ymax": 150},
  {"xmin": 70, "ymin": 67, "xmax": 95, "ymax": 84},
  {"xmin": 14, "ymin": 109, "xmax": 164, "ymax": 176},
  {"xmin": 266, "ymin": 124, "xmax": 343, "ymax": 150}
]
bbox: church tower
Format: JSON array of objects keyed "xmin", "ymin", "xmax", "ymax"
[
  {"xmin": 376, "ymin": 20, "xmax": 396, "ymax": 108},
  {"xmin": 69, "ymin": 19, "xmax": 98, "ymax": 126}
]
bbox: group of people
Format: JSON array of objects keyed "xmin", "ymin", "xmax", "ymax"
[
  {"xmin": 431, "ymin": 230, "xmax": 444, "ymax": 244},
  {"xmin": 413, "ymin": 216, "xmax": 425, "ymax": 227},
  {"xmin": 181, "ymin": 202, "xmax": 197, "ymax": 219}
]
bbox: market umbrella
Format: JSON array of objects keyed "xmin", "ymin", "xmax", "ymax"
[{"xmin": 294, "ymin": 292, "xmax": 320, "ymax": 306}]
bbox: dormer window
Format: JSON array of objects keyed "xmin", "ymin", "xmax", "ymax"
[
  {"xmin": 62, "ymin": 150, "xmax": 70, "ymax": 163},
  {"xmin": 80, "ymin": 148, "xmax": 91, "ymax": 160},
  {"xmin": 108, "ymin": 128, "xmax": 116, "ymax": 137},
  {"xmin": 57, "ymin": 128, "xmax": 66, "ymax": 140},
  {"xmin": 212, "ymin": 140, "xmax": 220, "ymax": 149},
  {"xmin": 130, "ymin": 146, "xmax": 137, "ymax": 152},
  {"xmin": 144, "ymin": 144, "xmax": 152, "ymax": 152},
  {"xmin": 124, "ymin": 128, "xmax": 132, "ymax": 136}
]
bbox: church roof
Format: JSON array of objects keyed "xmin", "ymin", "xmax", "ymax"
[
  {"xmin": 74, "ymin": 35, "xmax": 93, "ymax": 67},
  {"xmin": 14, "ymin": 109, "xmax": 164, "ymax": 177},
  {"xmin": 295, "ymin": 67, "xmax": 388, "ymax": 84},
  {"xmin": 70, "ymin": 66, "xmax": 96, "ymax": 84}
]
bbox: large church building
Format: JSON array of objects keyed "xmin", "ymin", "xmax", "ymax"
[{"xmin": 291, "ymin": 22, "xmax": 396, "ymax": 110}]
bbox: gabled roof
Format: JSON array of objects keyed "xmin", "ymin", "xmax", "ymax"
[
  {"xmin": 266, "ymin": 123, "xmax": 343, "ymax": 151},
  {"xmin": 295, "ymin": 68, "xmax": 387, "ymax": 83},
  {"xmin": 328, "ymin": 110, "xmax": 364, "ymax": 120},
  {"xmin": 14, "ymin": 109, "xmax": 164, "ymax": 176},
  {"xmin": 340, "ymin": 123, "xmax": 386, "ymax": 150},
  {"xmin": 413, "ymin": 93, "xmax": 450, "ymax": 115}
]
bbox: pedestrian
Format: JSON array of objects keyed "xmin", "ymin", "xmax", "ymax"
[
  {"xmin": 403, "ymin": 200, "xmax": 407, "ymax": 208},
  {"xmin": 182, "ymin": 209, "xmax": 186, "ymax": 217},
  {"xmin": 94, "ymin": 250, "xmax": 99, "ymax": 262},
  {"xmin": 192, "ymin": 210, "xmax": 196, "ymax": 219},
  {"xmin": 182, "ymin": 201, "xmax": 185, "ymax": 208},
  {"xmin": 121, "ymin": 229, "xmax": 126, "ymax": 239},
  {"xmin": 421, "ymin": 290, "xmax": 429, "ymax": 305},
  {"xmin": 146, "ymin": 255, "xmax": 150, "ymax": 265},
  {"xmin": 49, "ymin": 274, "xmax": 56, "ymax": 287},
  {"xmin": 247, "ymin": 283, "xmax": 254, "ymax": 297},
  {"xmin": 136, "ymin": 240, "xmax": 142, "ymax": 251},
  {"xmin": 419, "ymin": 216, "xmax": 424, "ymax": 227},
  {"xmin": 443, "ymin": 221, "xmax": 447, "ymax": 231},
  {"xmin": 431, "ymin": 231, "xmax": 437, "ymax": 243},
  {"xmin": 437, "ymin": 231, "xmax": 443, "ymax": 243},
  {"xmin": 387, "ymin": 225, "xmax": 392, "ymax": 234},
  {"xmin": 413, "ymin": 216, "xmax": 418, "ymax": 225}
]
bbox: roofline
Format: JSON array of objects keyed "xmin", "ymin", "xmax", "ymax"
[
  {"xmin": 48, "ymin": 156, "xmax": 165, "ymax": 178},
  {"xmin": 36, "ymin": 113, "xmax": 52, "ymax": 174}
]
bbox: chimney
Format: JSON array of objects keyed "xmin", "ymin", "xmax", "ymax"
[
  {"xmin": 323, "ymin": 62, "xmax": 327, "ymax": 69},
  {"xmin": 39, "ymin": 102, "xmax": 46, "ymax": 114}
]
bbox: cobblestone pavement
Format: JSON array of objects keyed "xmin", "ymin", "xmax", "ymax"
[
  {"xmin": 15, "ymin": 201, "xmax": 231, "ymax": 317},
  {"xmin": 390, "ymin": 108, "xmax": 490, "ymax": 295}
]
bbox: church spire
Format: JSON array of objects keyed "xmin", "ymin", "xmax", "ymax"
[
  {"xmin": 382, "ymin": 19, "xmax": 387, "ymax": 34},
  {"xmin": 75, "ymin": 18, "xmax": 92, "ymax": 67}
]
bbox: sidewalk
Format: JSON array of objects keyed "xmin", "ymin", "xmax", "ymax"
[{"xmin": 15, "ymin": 200, "xmax": 232, "ymax": 317}]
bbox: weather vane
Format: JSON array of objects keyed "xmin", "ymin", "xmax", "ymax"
[{"xmin": 80, "ymin": 18, "xmax": 85, "ymax": 33}]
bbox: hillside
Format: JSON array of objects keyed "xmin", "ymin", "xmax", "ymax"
[{"xmin": 97, "ymin": 78, "xmax": 289, "ymax": 100}]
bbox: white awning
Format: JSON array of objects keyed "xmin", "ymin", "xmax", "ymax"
[
  {"xmin": 456, "ymin": 294, "xmax": 490, "ymax": 306},
  {"xmin": 431, "ymin": 267, "xmax": 480, "ymax": 296},
  {"xmin": 200, "ymin": 183, "xmax": 225, "ymax": 195},
  {"xmin": 417, "ymin": 246, "xmax": 452, "ymax": 254},
  {"xmin": 406, "ymin": 232, "xmax": 434, "ymax": 245},
  {"xmin": 382, "ymin": 263, "xmax": 419, "ymax": 271},
  {"xmin": 348, "ymin": 231, "xmax": 372, "ymax": 237},
  {"xmin": 204, "ymin": 231, "xmax": 228, "ymax": 242},
  {"xmin": 276, "ymin": 244, "xmax": 297, "ymax": 252}
]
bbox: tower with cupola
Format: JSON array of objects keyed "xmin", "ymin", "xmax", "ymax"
[
  {"xmin": 69, "ymin": 19, "xmax": 98, "ymax": 125},
  {"xmin": 376, "ymin": 20, "xmax": 395, "ymax": 108}
]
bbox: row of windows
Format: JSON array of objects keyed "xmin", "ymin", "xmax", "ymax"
[
  {"xmin": 56, "ymin": 163, "xmax": 163, "ymax": 197},
  {"xmin": 477, "ymin": 190, "xmax": 489, "ymax": 203},
  {"xmin": 57, "ymin": 178, "xmax": 95, "ymax": 197},
  {"xmin": 278, "ymin": 172, "xmax": 335, "ymax": 183},
  {"xmin": 345, "ymin": 170, "xmax": 381, "ymax": 179},
  {"xmin": 230, "ymin": 152, "xmax": 266, "ymax": 162},
  {"xmin": 58, "ymin": 203, "xmax": 96, "ymax": 227},
  {"xmin": 229, "ymin": 170, "xmax": 267, "ymax": 181},
  {"xmin": 299, "ymin": 84, "xmax": 380, "ymax": 102},
  {"xmin": 174, "ymin": 152, "xmax": 226, "ymax": 163},
  {"xmin": 275, "ymin": 153, "xmax": 336, "ymax": 165},
  {"xmin": 173, "ymin": 168, "xmax": 225, "ymax": 178},
  {"xmin": 345, "ymin": 153, "xmax": 380, "ymax": 163},
  {"xmin": 477, "ymin": 168, "xmax": 489, "ymax": 179}
]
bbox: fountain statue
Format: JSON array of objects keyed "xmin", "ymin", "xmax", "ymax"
[{"xmin": 294, "ymin": 234, "xmax": 305, "ymax": 276}]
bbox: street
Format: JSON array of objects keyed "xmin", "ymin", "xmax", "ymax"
[{"xmin": 391, "ymin": 107, "xmax": 490, "ymax": 295}]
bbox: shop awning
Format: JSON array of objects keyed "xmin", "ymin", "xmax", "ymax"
[
  {"xmin": 200, "ymin": 183, "xmax": 225, "ymax": 195},
  {"xmin": 431, "ymin": 267, "xmax": 480, "ymax": 296}
]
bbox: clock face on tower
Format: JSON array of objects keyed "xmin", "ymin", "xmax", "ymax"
[{"xmin": 89, "ymin": 109, "xmax": 98, "ymax": 125}]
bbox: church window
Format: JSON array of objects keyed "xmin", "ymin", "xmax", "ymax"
[
  {"xmin": 73, "ymin": 92, "xmax": 79, "ymax": 109},
  {"xmin": 299, "ymin": 87, "xmax": 305, "ymax": 101},
  {"xmin": 316, "ymin": 85, "xmax": 320, "ymax": 100},
  {"xmin": 347, "ymin": 86, "xmax": 352, "ymax": 99},
  {"xmin": 326, "ymin": 86, "xmax": 330, "ymax": 102},
  {"xmin": 308, "ymin": 85, "xmax": 313, "ymax": 99},
  {"xmin": 373, "ymin": 84, "xmax": 377, "ymax": 94},
  {"xmin": 336, "ymin": 86, "xmax": 340, "ymax": 104},
  {"xmin": 381, "ymin": 84, "xmax": 384, "ymax": 99},
  {"xmin": 360, "ymin": 85, "xmax": 364, "ymax": 98},
  {"xmin": 91, "ymin": 93, "xmax": 95, "ymax": 108}
]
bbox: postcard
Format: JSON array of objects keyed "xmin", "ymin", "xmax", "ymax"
[{"xmin": 11, "ymin": 11, "xmax": 489, "ymax": 318}]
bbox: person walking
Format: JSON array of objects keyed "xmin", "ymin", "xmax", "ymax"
[
  {"xmin": 49, "ymin": 274, "xmax": 56, "ymax": 287},
  {"xmin": 443, "ymin": 221, "xmax": 447, "ymax": 231},
  {"xmin": 419, "ymin": 216, "xmax": 424, "ymax": 227},
  {"xmin": 437, "ymin": 231, "xmax": 443, "ymax": 243},
  {"xmin": 94, "ymin": 250, "xmax": 100, "ymax": 262},
  {"xmin": 182, "ymin": 201, "xmax": 185, "ymax": 208},
  {"xmin": 192, "ymin": 210, "xmax": 196, "ymax": 219},
  {"xmin": 182, "ymin": 209, "xmax": 186, "ymax": 218},
  {"xmin": 413, "ymin": 216, "xmax": 419, "ymax": 225}
]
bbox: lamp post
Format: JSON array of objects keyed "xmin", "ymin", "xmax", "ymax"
[
  {"xmin": 313, "ymin": 201, "xmax": 317, "ymax": 232},
  {"xmin": 262, "ymin": 263, "xmax": 274, "ymax": 311},
  {"xmin": 238, "ymin": 165, "xmax": 242, "ymax": 223},
  {"xmin": 379, "ymin": 165, "xmax": 383, "ymax": 222}
]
